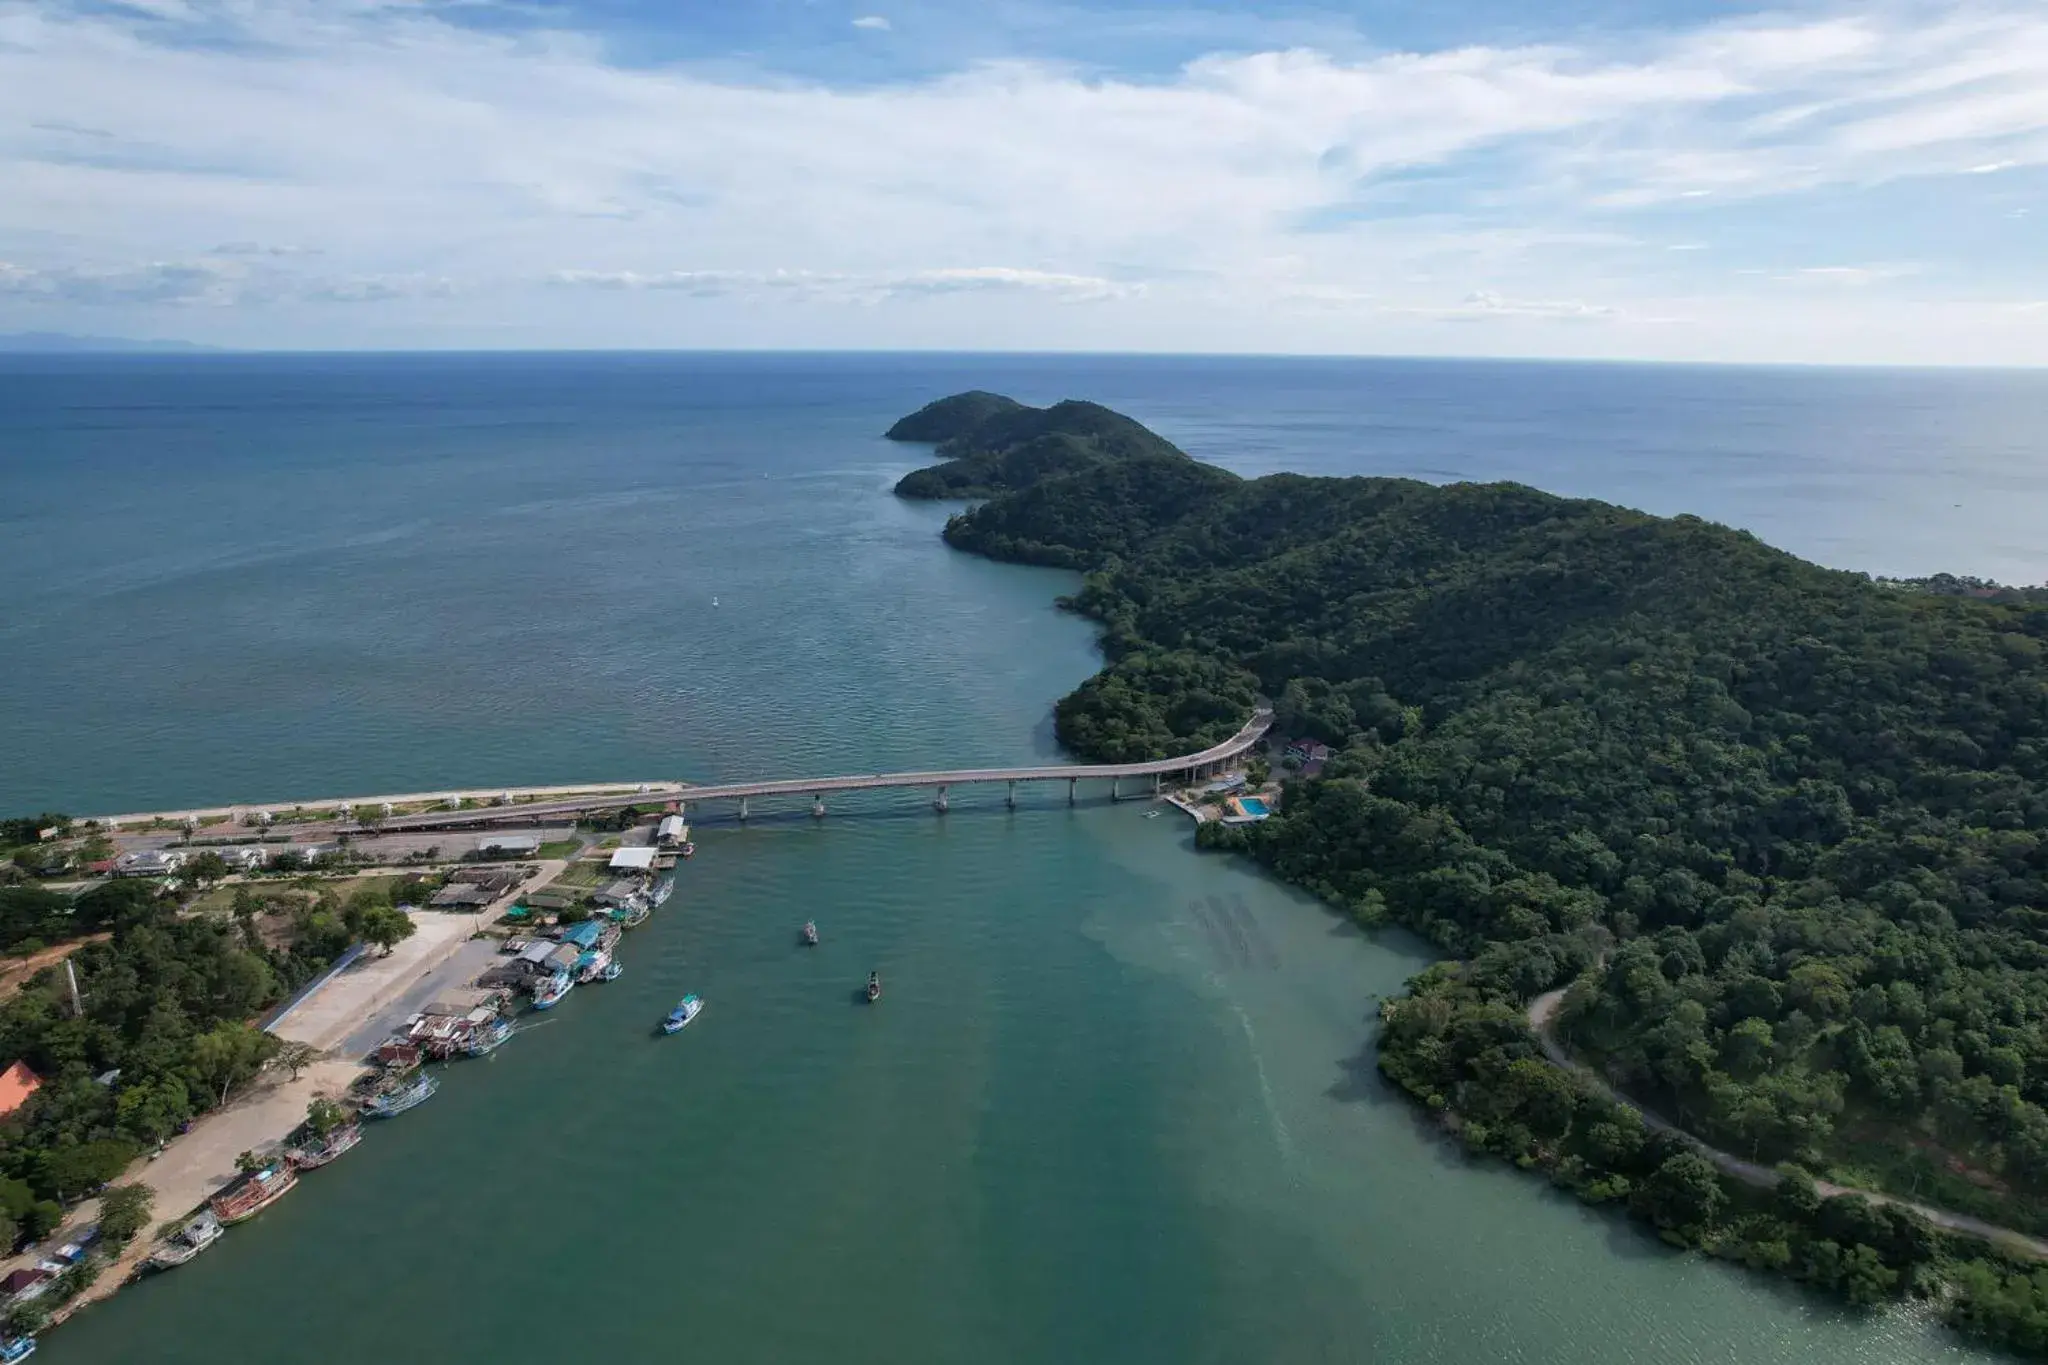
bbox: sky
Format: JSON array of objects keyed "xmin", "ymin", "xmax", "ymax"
[{"xmin": 0, "ymin": 0, "xmax": 2045, "ymax": 363}]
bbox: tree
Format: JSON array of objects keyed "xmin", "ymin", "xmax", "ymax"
[
  {"xmin": 190, "ymin": 1022, "xmax": 277, "ymax": 1106},
  {"xmin": 358, "ymin": 904, "xmax": 416, "ymax": 956},
  {"xmin": 97, "ymin": 1183, "xmax": 153, "ymax": 1245},
  {"xmin": 1636, "ymin": 1152, "xmax": 1727, "ymax": 1237},
  {"xmin": 305, "ymin": 1096, "xmax": 348, "ymax": 1137},
  {"xmin": 272, "ymin": 1040, "xmax": 320, "ymax": 1082},
  {"xmin": 234, "ymin": 1148, "xmax": 266, "ymax": 1174},
  {"xmin": 180, "ymin": 850, "xmax": 231, "ymax": 891}
]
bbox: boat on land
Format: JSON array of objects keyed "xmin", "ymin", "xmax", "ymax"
[
  {"xmin": 0, "ymin": 1333, "xmax": 35, "ymax": 1362},
  {"xmin": 651, "ymin": 876, "xmax": 675, "ymax": 906},
  {"xmin": 866, "ymin": 972, "xmax": 881, "ymax": 1003},
  {"xmin": 210, "ymin": 1160, "xmax": 298, "ymax": 1224},
  {"xmin": 662, "ymin": 995, "xmax": 703, "ymax": 1034},
  {"xmin": 363, "ymin": 1070, "xmax": 438, "ymax": 1119},
  {"xmin": 801, "ymin": 921, "xmax": 819, "ymax": 946},
  {"xmin": 144, "ymin": 1210, "xmax": 222, "ymax": 1270},
  {"xmin": 531, "ymin": 972, "xmax": 573, "ymax": 1010},
  {"xmin": 287, "ymin": 1121, "xmax": 362, "ymax": 1169}
]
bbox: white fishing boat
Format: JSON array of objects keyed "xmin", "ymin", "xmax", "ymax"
[
  {"xmin": 145, "ymin": 1211, "xmax": 223, "ymax": 1271},
  {"xmin": 651, "ymin": 876, "xmax": 675, "ymax": 908},
  {"xmin": 661, "ymin": 994, "xmax": 703, "ymax": 1034}
]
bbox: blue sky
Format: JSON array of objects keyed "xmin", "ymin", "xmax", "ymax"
[{"xmin": 1, "ymin": 0, "xmax": 2044, "ymax": 362}]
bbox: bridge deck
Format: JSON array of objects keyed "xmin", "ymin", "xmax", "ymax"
[{"xmin": 359, "ymin": 711, "xmax": 1273, "ymax": 830}]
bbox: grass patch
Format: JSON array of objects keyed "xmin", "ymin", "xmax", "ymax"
[{"xmin": 536, "ymin": 840, "xmax": 580, "ymax": 859}]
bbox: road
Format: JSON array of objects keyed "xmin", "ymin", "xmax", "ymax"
[
  {"xmin": 1526, "ymin": 985, "xmax": 2048, "ymax": 1260},
  {"xmin": 82, "ymin": 711, "xmax": 1274, "ymax": 836}
]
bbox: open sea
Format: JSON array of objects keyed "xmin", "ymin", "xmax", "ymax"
[{"xmin": 3, "ymin": 352, "xmax": 2046, "ymax": 1364}]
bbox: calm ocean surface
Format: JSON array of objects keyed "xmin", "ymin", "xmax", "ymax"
[{"xmin": 3, "ymin": 352, "xmax": 2044, "ymax": 1364}]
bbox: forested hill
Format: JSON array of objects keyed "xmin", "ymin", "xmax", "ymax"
[
  {"xmin": 887, "ymin": 390, "xmax": 1194, "ymax": 499},
  {"xmin": 890, "ymin": 392, "xmax": 2048, "ymax": 1354}
]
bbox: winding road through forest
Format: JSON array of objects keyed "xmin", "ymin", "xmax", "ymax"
[{"xmin": 1526, "ymin": 984, "xmax": 2048, "ymax": 1261}]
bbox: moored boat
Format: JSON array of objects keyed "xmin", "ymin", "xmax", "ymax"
[
  {"xmin": 145, "ymin": 1210, "xmax": 222, "ymax": 1270},
  {"xmin": 464, "ymin": 1017, "xmax": 514, "ymax": 1056},
  {"xmin": 801, "ymin": 921, "xmax": 819, "ymax": 946},
  {"xmin": 0, "ymin": 1333, "xmax": 36, "ymax": 1362},
  {"xmin": 362, "ymin": 1070, "xmax": 438, "ymax": 1119},
  {"xmin": 598, "ymin": 960, "xmax": 624, "ymax": 982},
  {"xmin": 661, "ymin": 994, "xmax": 703, "ymax": 1034},
  {"xmin": 210, "ymin": 1160, "xmax": 298, "ymax": 1224},
  {"xmin": 287, "ymin": 1121, "xmax": 362, "ymax": 1169},
  {"xmin": 651, "ymin": 875, "xmax": 675, "ymax": 906},
  {"xmin": 531, "ymin": 972, "xmax": 573, "ymax": 1010}
]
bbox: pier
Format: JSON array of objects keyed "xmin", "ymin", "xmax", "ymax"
[{"xmin": 87, "ymin": 711, "xmax": 1274, "ymax": 833}]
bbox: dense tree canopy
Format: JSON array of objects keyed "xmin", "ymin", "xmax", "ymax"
[{"xmin": 894, "ymin": 392, "xmax": 2048, "ymax": 1354}]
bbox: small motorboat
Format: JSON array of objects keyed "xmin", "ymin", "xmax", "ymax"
[
  {"xmin": 598, "ymin": 960, "xmax": 624, "ymax": 982},
  {"xmin": 679, "ymin": 842, "xmax": 695, "ymax": 860},
  {"xmin": 865, "ymin": 972, "xmax": 881, "ymax": 1004},
  {"xmin": 801, "ymin": 921, "xmax": 819, "ymax": 946},
  {"xmin": 662, "ymin": 994, "xmax": 704, "ymax": 1034}
]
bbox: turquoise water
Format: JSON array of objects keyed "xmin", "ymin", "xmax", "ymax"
[
  {"xmin": 1239, "ymin": 797, "xmax": 1271, "ymax": 816},
  {"xmin": 3, "ymin": 353, "xmax": 2039, "ymax": 1364}
]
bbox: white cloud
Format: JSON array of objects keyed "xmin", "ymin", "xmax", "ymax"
[
  {"xmin": 0, "ymin": 0, "xmax": 2043, "ymax": 360},
  {"xmin": 851, "ymin": 15, "xmax": 890, "ymax": 31},
  {"xmin": 550, "ymin": 265, "xmax": 1134, "ymax": 303}
]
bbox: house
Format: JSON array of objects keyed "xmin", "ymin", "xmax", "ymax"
[
  {"xmin": 0, "ymin": 1268, "xmax": 50, "ymax": 1304},
  {"xmin": 216, "ymin": 846, "xmax": 269, "ymax": 872},
  {"xmin": 429, "ymin": 884, "xmax": 495, "ymax": 910},
  {"xmin": 655, "ymin": 816, "xmax": 689, "ymax": 849},
  {"xmin": 0, "ymin": 1062, "xmax": 41, "ymax": 1118},
  {"xmin": 449, "ymin": 866, "xmax": 523, "ymax": 893},
  {"xmin": 476, "ymin": 834, "xmax": 542, "ymax": 859},
  {"xmin": 523, "ymin": 889, "xmax": 575, "ymax": 912},
  {"xmin": 559, "ymin": 921, "xmax": 604, "ymax": 950},
  {"xmin": 1283, "ymin": 739, "xmax": 1333, "ymax": 765},
  {"xmin": 608, "ymin": 846, "xmax": 656, "ymax": 873},
  {"xmin": 112, "ymin": 849, "xmax": 185, "ymax": 878},
  {"xmin": 593, "ymin": 879, "xmax": 644, "ymax": 908}
]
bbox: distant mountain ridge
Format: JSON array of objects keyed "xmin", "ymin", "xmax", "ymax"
[{"xmin": 885, "ymin": 389, "xmax": 1190, "ymax": 499}]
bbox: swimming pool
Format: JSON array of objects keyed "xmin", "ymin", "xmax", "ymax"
[{"xmin": 1237, "ymin": 797, "xmax": 1270, "ymax": 817}]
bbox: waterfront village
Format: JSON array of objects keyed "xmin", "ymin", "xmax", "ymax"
[{"xmin": 0, "ymin": 743, "xmax": 1304, "ymax": 1356}]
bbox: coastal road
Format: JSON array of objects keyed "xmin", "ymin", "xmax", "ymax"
[{"xmin": 1525, "ymin": 985, "xmax": 2048, "ymax": 1261}]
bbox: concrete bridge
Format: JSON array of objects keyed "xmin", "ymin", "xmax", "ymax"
[{"xmin": 360, "ymin": 710, "xmax": 1274, "ymax": 829}]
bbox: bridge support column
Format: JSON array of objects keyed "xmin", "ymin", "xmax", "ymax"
[
  {"xmin": 1111, "ymin": 777, "xmax": 1120, "ymax": 802},
  {"xmin": 1007, "ymin": 780, "xmax": 1017, "ymax": 810},
  {"xmin": 738, "ymin": 796, "xmax": 749, "ymax": 822},
  {"xmin": 1153, "ymin": 773, "xmax": 1161, "ymax": 795},
  {"xmin": 1068, "ymin": 778, "xmax": 1077, "ymax": 806},
  {"xmin": 934, "ymin": 785, "xmax": 949, "ymax": 814},
  {"xmin": 811, "ymin": 794, "xmax": 825, "ymax": 819}
]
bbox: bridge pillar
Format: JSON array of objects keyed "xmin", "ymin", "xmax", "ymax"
[
  {"xmin": 1153, "ymin": 773, "xmax": 1161, "ymax": 795},
  {"xmin": 934, "ymin": 785, "xmax": 949, "ymax": 814},
  {"xmin": 1006, "ymin": 780, "xmax": 1016, "ymax": 810},
  {"xmin": 738, "ymin": 796, "xmax": 749, "ymax": 822},
  {"xmin": 1111, "ymin": 777, "xmax": 1120, "ymax": 802},
  {"xmin": 1068, "ymin": 778, "xmax": 1077, "ymax": 806},
  {"xmin": 811, "ymin": 795, "xmax": 826, "ymax": 819}
]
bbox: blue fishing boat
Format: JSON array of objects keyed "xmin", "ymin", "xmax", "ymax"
[
  {"xmin": 363, "ymin": 1071, "xmax": 438, "ymax": 1119},
  {"xmin": 0, "ymin": 1334, "xmax": 36, "ymax": 1362},
  {"xmin": 464, "ymin": 1017, "xmax": 514, "ymax": 1056},
  {"xmin": 661, "ymin": 995, "xmax": 703, "ymax": 1034}
]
